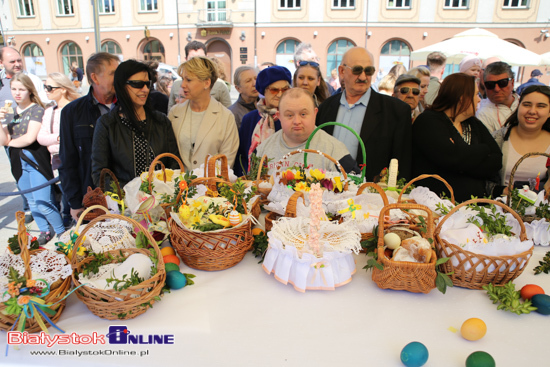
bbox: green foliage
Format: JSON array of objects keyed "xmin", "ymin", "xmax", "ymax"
[
  {"xmin": 7, "ymin": 233, "xmax": 39, "ymax": 255},
  {"xmin": 217, "ymin": 179, "xmax": 256, "ymax": 214},
  {"xmin": 135, "ymin": 231, "xmax": 149, "ymax": 249},
  {"xmin": 362, "ymin": 225, "xmax": 383, "ymax": 272},
  {"xmin": 79, "ymin": 252, "xmax": 116, "ymax": 278},
  {"xmin": 192, "ymin": 222, "xmax": 225, "ymax": 231},
  {"xmin": 7, "ymin": 267, "xmax": 25, "ymax": 285},
  {"xmin": 482, "ymin": 282, "xmax": 537, "ymax": 315},
  {"xmin": 535, "ymin": 202, "xmax": 550, "ymax": 221},
  {"xmin": 3, "ymin": 297, "xmax": 22, "ymax": 315},
  {"xmin": 106, "ymin": 268, "xmax": 144, "ymax": 291},
  {"xmin": 183, "ymin": 273, "xmax": 196, "ymax": 286},
  {"xmin": 510, "ymin": 188, "xmax": 531, "ymax": 216},
  {"xmin": 139, "ymin": 179, "xmax": 153, "ymax": 195},
  {"xmin": 397, "ymin": 177, "xmax": 415, "ymax": 194},
  {"xmin": 246, "ymin": 153, "xmax": 272, "ymax": 180},
  {"xmin": 435, "ymin": 202, "xmax": 451, "ymax": 216},
  {"xmin": 467, "ymin": 203, "xmax": 513, "ymax": 238},
  {"xmin": 435, "ymin": 257, "xmax": 453, "ymax": 294},
  {"xmin": 534, "ymin": 250, "xmax": 550, "ymax": 275},
  {"xmin": 252, "ymin": 232, "xmax": 269, "ymax": 263}
]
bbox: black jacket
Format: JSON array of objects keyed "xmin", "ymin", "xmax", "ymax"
[
  {"xmin": 316, "ymin": 89, "xmax": 412, "ymax": 181},
  {"xmin": 91, "ymin": 108, "xmax": 181, "ymax": 188},
  {"xmin": 59, "ymin": 87, "xmax": 108, "ymax": 210}
]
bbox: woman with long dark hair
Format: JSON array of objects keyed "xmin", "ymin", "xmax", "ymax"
[
  {"xmin": 91, "ymin": 59, "xmax": 180, "ymax": 187},
  {"xmin": 292, "ymin": 61, "xmax": 329, "ymax": 106},
  {"xmin": 412, "ymin": 73, "xmax": 502, "ymax": 201}
]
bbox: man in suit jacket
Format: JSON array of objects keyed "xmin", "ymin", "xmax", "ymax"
[{"xmin": 316, "ymin": 47, "xmax": 412, "ymax": 182}]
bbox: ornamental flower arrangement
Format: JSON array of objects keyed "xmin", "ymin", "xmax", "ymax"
[{"xmin": 279, "ymin": 166, "xmax": 344, "ymax": 194}]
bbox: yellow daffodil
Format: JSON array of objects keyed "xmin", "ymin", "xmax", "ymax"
[
  {"xmin": 294, "ymin": 170, "xmax": 304, "ymax": 180},
  {"xmin": 295, "ymin": 181, "xmax": 310, "ymax": 192},
  {"xmin": 333, "ymin": 176, "xmax": 343, "ymax": 193},
  {"xmin": 309, "ymin": 169, "xmax": 325, "ymax": 181}
]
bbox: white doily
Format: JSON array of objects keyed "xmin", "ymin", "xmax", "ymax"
[
  {"xmin": 84, "ymin": 219, "xmax": 136, "ymax": 253},
  {"xmin": 409, "ymin": 186, "xmax": 455, "ymax": 215},
  {"xmin": 0, "ymin": 250, "xmax": 72, "ymax": 301}
]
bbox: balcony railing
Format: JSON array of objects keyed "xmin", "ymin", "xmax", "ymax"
[{"xmin": 197, "ymin": 9, "xmax": 233, "ymax": 27}]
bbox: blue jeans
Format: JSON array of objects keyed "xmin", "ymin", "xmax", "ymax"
[{"xmin": 18, "ymin": 150, "xmax": 65, "ymax": 235}]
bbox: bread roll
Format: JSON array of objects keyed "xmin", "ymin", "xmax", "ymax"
[{"xmin": 400, "ymin": 236, "xmax": 432, "ymax": 263}]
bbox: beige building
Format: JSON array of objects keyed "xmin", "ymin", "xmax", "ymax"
[{"xmin": 2, "ymin": 0, "xmax": 550, "ymax": 84}]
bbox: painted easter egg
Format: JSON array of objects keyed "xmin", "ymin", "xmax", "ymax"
[
  {"xmin": 163, "ymin": 254, "xmax": 180, "ymax": 266},
  {"xmin": 400, "ymin": 341, "xmax": 428, "ymax": 367},
  {"xmin": 465, "ymin": 351, "xmax": 495, "ymax": 367},
  {"xmin": 166, "ymin": 271, "xmax": 187, "ymax": 290},
  {"xmin": 165, "ymin": 262, "xmax": 180, "ymax": 273},
  {"xmin": 161, "ymin": 247, "xmax": 176, "ymax": 257},
  {"xmin": 531, "ymin": 294, "xmax": 550, "ymax": 315},
  {"xmin": 461, "ymin": 318, "xmax": 487, "ymax": 341},
  {"xmin": 228, "ymin": 210, "xmax": 242, "ymax": 226}
]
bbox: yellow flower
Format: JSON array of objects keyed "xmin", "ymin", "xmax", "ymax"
[
  {"xmin": 17, "ymin": 295, "xmax": 31, "ymax": 305},
  {"xmin": 294, "ymin": 170, "xmax": 303, "ymax": 180},
  {"xmin": 309, "ymin": 169, "xmax": 325, "ymax": 181},
  {"xmin": 156, "ymin": 169, "xmax": 174, "ymax": 182},
  {"xmin": 333, "ymin": 177, "xmax": 343, "ymax": 193},
  {"xmin": 295, "ymin": 181, "xmax": 310, "ymax": 192}
]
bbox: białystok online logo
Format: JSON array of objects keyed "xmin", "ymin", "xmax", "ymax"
[{"xmin": 8, "ymin": 326, "xmax": 175, "ymax": 347}]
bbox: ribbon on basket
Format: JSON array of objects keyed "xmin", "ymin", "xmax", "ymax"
[
  {"xmin": 56, "ymin": 231, "xmax": 86, "ymax": 258},
  {"xmin": 338, "ymin": 199, "xmax": 362, "ymax": 219},
  {"xmin": 104, "ymin": 191, "xmax": 126, "ymax": 214},
  {"xmin": 136, "ymin": 195, "xmax": 156, "ymax": 225},
  {"xmin": 310, "ymin": 261, "xmax": 329, "ymax": 286}
]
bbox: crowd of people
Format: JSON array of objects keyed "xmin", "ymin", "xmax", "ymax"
[{"xmin": 0, "ymin": 40, "xmax": 549, "ymax": 245}]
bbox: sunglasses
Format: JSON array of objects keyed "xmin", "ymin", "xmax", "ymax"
[
  {"xmin": 299, "ymin": 61, "xmax": 319, "ymax": 68},
  {"xmin": 267, "ymin": 86, "xmax": 290, "ymax": 95},
  {"xmin": 126, "ymin": 80, "xmax": 153, "ymax": 89},
  {"xmin": 484, "ymin": 77, "xmax": 512, "ymax": 90},
  {"xmin": 343, "ymin": 64, "xmax": 376, "ymax": 76},
  {"xmin": 398, "ymin": 87, "xmax": 420, "ymax": 96},
  {"xmin": 45, "ymin": 85, "xmax": 61, "ymax": 92}
]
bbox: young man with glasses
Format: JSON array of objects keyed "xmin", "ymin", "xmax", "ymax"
[
  {"xmin": 392, "ymin": 74, "xmax": 421, "ymax": 120},
  {"xmin": 316, "ymin": 47, "xmax": 412, "ymax": 181},
  {"xmin": 476, "ymin": 61, "xmax": 519, "ymax": 133}
]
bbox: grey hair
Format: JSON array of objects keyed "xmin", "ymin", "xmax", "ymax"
[
  {"xmin": 233, "ymin": 66, "xmax": 258, "ymax": 87},
  {"xmin": 483, "ymin": 61, "xmax": 515, "ymax": 81},
  {"xmin": 293, "ymin": 42, "xmax": 313, "ymax": 63}
]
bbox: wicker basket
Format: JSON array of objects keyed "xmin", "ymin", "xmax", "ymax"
[
  {"xmin": 170, "ymin": 177, "xmax": 254, "ymax": 271},
  {"xmin": 0, "ymin": 212, "xmax": 72, "ymax": 332},
  {"xmin": 397, "ymin": 174, "xmax": 456, "ymax": 206},
  {"xmin": 146, "ymin": 153, "xmax": 185, "ymax": 217},
  {"xmin": 371, "ymin": 203, "xmax": 438, "ymax": 294},
  {"xmin": 505, "ymin": 152, "xmax": 550, "ymax": 223},
  {"xmin": 70, "ymin": 207, "xmax": 166, "ymax": 320},
  {"xmin": 434, "ymin": 198, "xmax": 533, "ymax": 290},
  {"xmin": 82, "ymin": 168, "xmax": 122, "ymax": 221},
  {"xmin": 265, "ymin": 191, "xmax": 304, "ymax": 232},
  {"xmin": 356, "ymin": 182, "xmax": 389, "ymax": 241}
]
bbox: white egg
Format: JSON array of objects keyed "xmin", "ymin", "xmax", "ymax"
[{"xmin": 384, "ymin": 232, "xmax": 402, "ymax": 250}]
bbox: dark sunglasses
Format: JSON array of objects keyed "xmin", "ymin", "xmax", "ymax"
[
  {"xmin": 126, "ymin": 80, "xmax": 153, "ymax": 89},
  {"xmin": 484, "ymin": 77, "xmax": 512, "ymax": 90},
  {"xmin": 398, "ymin": 87, "xmax": 420, "ymax": 96},
  {"xmin": 299, "ymin": 61, "xmax": 319, "ymax": 68},
  {"xmin": 45, "ymin": 85, "xmax": 61, "ymax": 92},
  {"xmin": 343, "ymin": 64, "xmax": 376, "ymax": 76},
  {"xmin": 267, "ymin": 86, "xmax": 290, "ymax": 95}
]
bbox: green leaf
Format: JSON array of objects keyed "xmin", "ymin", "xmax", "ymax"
[
  {"xmin": 435, "ymin": 272, "xmax": 447, "ymax": 294},
  {"xmin": 435, "ymin": 257, "xmax": 450, "ymax": 266}
]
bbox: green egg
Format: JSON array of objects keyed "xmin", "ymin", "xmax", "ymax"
[
  {"xmin": 165, "ymin": 262, "xmax": 180, "ymax": 272},
  {"xmin": 166, "ymin": 271, "xmax": 187, "ymax": 290},
  {"xmin": 465, "ymin": 351, "xmax": 495, "ymax": 367}
]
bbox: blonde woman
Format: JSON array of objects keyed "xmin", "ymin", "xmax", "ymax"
[{"xmin": 168, "ymin": 56, "xmax": 239, "ymax": 171}]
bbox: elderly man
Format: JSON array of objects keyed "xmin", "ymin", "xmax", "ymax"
[
  {"xmin": 316, "ymin": 47, "xmax": 412, "ymax": 181},
  {"xmin": 256, "ymin": 88, "xmax": 357, "ymax": 174},
  {"xmin": 517, "ymin": 69, "xmax": 545, "ymax": 96},
  {"xmin": 59, "ymin": 52, "xmax": 120, "ymax": 221},
  {"xmin": 234, "ymin": 65, "xmax": 292, "ymax": 176},
  {"xmin": 392, "ymin": 74, "xmax": 421, "ymax": 119},
  {"xmin": 424, "ymin": 51, "xmax": 447, "ymax": 106},
  {"xmin": 228, "ymin": 66, "xmax": 259, "ymax": 129},
  {"xmin": 476, "ymin": 61, "xmax": 519, "ymax": 133},
  {"xmin": 168, "ymin": 41, "xmax": 231, "ymax": 110}
]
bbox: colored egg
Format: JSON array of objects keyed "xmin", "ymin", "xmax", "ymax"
[
  {"xmin": 520, "ymin": 284, "xmax": 545, "ymax": 300},
  {"xmin": 400, "ymin": 341, "xmax": 429, "ymax": 367},
  {"xmin": 163, "ymin": 254, "xmax": 180, "ymax": 266},
  {"xmin": 531, "ymin": 294, "xmax": 550, "ymax": 315},
  {"xmin": 384, "ymin": 232, "xmax": 401, "ymax": 250},
  {"xmin": 161, "ymin": 247, "xmax": 176, "ymax": 257},
  {"xmin": 166, "ymin": 271, "xmax": 187, "ymax": 290},
  {"xmin": 465, "ymin": 351, "xmax": 495, "ymax": 367},
  {"xmin": 228, "ymin": 210, "xmax": 242, "ymax": 226},
  {"xmin": 165, "ymin": 262, "xmax": 180, "ymax": 273},
  {"xmin": 461, "ymin": 318, "xmax": 487, "ymax": 341}
]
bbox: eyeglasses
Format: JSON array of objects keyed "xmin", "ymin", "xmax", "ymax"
[
  {"xmin": 267, "ymin": 86, "xmax": 290, "ymax": 95},
  {"xmin": 343, "ymin": 64, "xmax": 376, "ymax": 76},
  {"xmin": 299, "ymin": 61, "xmax": 320, "ymax": 68},
  {"xmin": 45, "ymin": 85, "xmax": 61, "ymax": 92},
  {"xmin": 398, "ymin": 87, "xmax": 420, "ymax": 96},
  {"xmin": 484, "ymin": 78, "xmax": 512, "ymax": 90},
  {"xmin": 126, "ymin": 80, "xmax": 153, "ymax": 89}
]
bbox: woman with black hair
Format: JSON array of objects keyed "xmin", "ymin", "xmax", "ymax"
[
  {"xmin": 292, "ymin": 61, "xmax": 329, "ymax": 107},
  {"xmin": 91, "ymin": 59, "xmax": 181, "ymax": 187},
  {"xmin": 489, "ymin": 85, "xmax": 550, "ymax": 197}
]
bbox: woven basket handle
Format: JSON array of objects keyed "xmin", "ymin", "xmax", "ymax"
[
  {"xmin": 357, "ymin": 182, "xmax": 389, "ymax": 207},
  {"xmin": 15, "ymin": 211, "xmax": 32, "ymax": 279},
  {"xmin": 99, "ymin": 168, "xmax": 122, "ymax": 199},
  {"xmin": 147, "ymin": 153, "xmax": 185, "ymax": 192},
  {"xmin": 434, "ymin": 198, "xmax": 527, "ymax": 241},
  {"xmin": 397, "ymin": 174, "xmax": 456, "ymax": 204},
  {"xmin": 253, "ymin": 154, "xmax": 268, "ymax": 183},
  {"xmin": 189, "ymin": 176, "xmax": 249, "ymax": 214},
  {"xmin": 376, "ymin": 203, "xmax": 434, "ymax": 249},
  {"xmin": 74, "ymin": 205, "xmax": 110, "ymax": 234},
  {"xmin": 506, "ymin": 152, "xmax": 550, "ymax": 205},
  {"xmin": 284, "ymin": 191, "xmax": 304, "ymax": 217},
  {"xmin": 205, "ymin": 154, "xmax": 229, "ymax": 179},
  {"xmin": 71, "ymin": 212, "xmax": 164, "ymax": 268}
]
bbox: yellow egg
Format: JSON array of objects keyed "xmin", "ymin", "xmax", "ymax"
[
  {"xmin": 461, "ymin": 318, "xmax": 487, "ymax": 341},
  {"xmin": 161, "ymin": 247, "xmax": 175, "ymax": 257},
  {"xmin": 228, "ymin": 210, "xmax": 242, "ymax": 226},
  {"xmin": 384, "ymin": 232, "xmax": 402, "ymax": 250}
]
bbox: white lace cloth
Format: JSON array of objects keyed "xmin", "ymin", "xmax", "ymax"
[
  {"xmin": 77, "ymin": 253, "xmax": 153, "ymax": 291},
  {"xmin": 409, "ymin": 186, "xmax": 455, "ymax": 215},
  {"xmin": 438, "ymin": 208, "xmax": 533, "ymax": 272},
  {"xmin": 0, "ymin": 250, "xmax": 72, "ymax": 301},
  {"xmin": 262, "ymin": 217, "xmax": 360, "ymax": 292},
  {"xmin": 83, "ymin": 219, "xmax": 136, "ymax": 253}
]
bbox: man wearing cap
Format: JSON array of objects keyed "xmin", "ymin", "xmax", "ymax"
[
  {"xmin": 316, "ymin": 47, "xmax": 412, "ymax": 182},
  {"xmin": 392, "ymin": 74, "xmax": 421, "ymax": 121},
  {"xmin": 476, "ymin": 61, "xmax": 519, "ymax": 133},
  {"xmin": 234, "ymin": 65, "xmax": 292, "ymax": 176},
  {"xmin": 516, "ymin": 69, "xmax": 545, "ymax": 96}
]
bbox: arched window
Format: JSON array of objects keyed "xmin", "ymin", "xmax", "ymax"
[
  {"xmin": 275, "ymin": 39, "xmax": 300, "ymax": 74},
  {"xmin": 379, "ymin": 39, "xmax": 411, "ymax": 76},
  {"xmin": 61, "ymin": 41, "xmax": 83, "ymax": 75},
  {"xmin": 22, "ymin": 43, "xmax": 47, "ymax": 77},
  {"xmin": 101, "ymin": 40, "xmax": 123, "ymax": 60},
  {"xmin": 327, "ymin": 39, "xmax": 355, "ymax": 77},
  {"xmin": 142, "ymin": 39, "xmax": 165, "ymax": 62}
]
